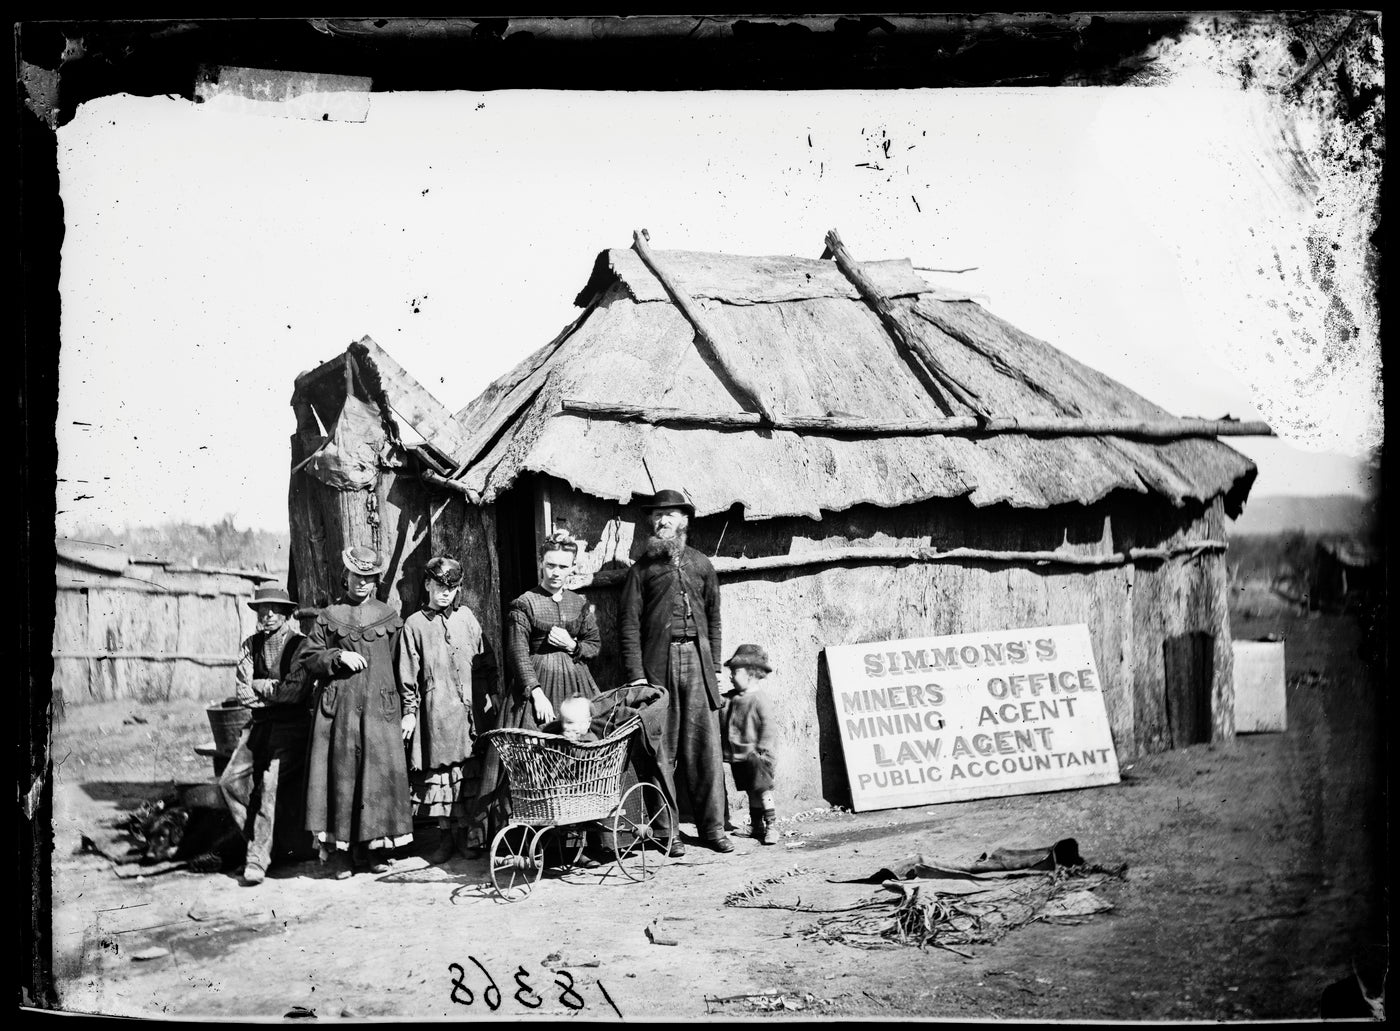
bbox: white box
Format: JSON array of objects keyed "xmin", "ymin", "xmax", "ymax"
[{"xmin": 1233, "ymin": 641, "xmax": 1287, "ymax": 733}]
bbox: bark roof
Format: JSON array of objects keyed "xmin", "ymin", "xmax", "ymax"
[{"xmin": 447, "ymin": 247, "xmax": 1256, "ymax": 520}]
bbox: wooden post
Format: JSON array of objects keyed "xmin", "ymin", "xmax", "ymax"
[
  {"xmin": 631, "ymin": 229, "xmax": 778, "ymax": 422},
  {"xmin": 417, "ymin": 467, "xmax": 482, "ymax": 504},
  {"xmin": 825, "ymin": 228, "xmax": 991, "ymax": 421},
  {"xmin": 534, "ymin": 476, "xmax": 553, "ymax": 554}
]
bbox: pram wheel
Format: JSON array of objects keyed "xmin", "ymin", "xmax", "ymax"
[
  {"xmin": 535, "ymin": 826, "xmax": 587, "ymax": 870},
  {"xmin": 489, "ymin": 824, "xmax": 544, "ymax": 900},
  {"xmin": 612, "ymin": 782, "xmax": 673, "ymax": 882}
]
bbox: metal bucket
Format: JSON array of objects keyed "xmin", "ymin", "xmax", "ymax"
[{"xmin": 206, "ymin": 700, "xmax": 252, "ymax": 754}]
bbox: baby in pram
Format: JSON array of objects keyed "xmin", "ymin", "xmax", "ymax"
[
  {"xmin": 539, "ymin": 695, "xmax": 599, "ymax": 743},
  {"xmin": 540, "ymin": 685, "xmax": 679, "ymax": 866}
]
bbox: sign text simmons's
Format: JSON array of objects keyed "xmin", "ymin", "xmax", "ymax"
[{"xmin": 826, "ymin": 625, "xmax": 1120, "ymax": 811}]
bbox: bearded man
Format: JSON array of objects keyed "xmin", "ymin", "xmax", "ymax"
[{"xmin": 620, "ymin": 488, "xmax": 734, "ymax": 854}]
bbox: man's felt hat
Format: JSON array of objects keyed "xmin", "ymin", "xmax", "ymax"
[
  {"xmin": 247, "ymin": 584, "xmax": 298, "ymax": 612},
  {"xmin": 641, "ymin": 488, "xmax": 695, "ymax": 516},
  {"xmin": 724, "ymin": 644, "xmax": 773, "ymax": 673},
  {"xmin": 342, "ymin": 545, "xmax": 388, "ymax": 576}
]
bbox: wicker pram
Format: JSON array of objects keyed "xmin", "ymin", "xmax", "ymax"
[
  {"xmin": 483, "ymin": 717, "xmax": 639, "ymax": 826},
  {"xmin": 479, "ymin": 712, "xmax": 674, "ymax": 899}
]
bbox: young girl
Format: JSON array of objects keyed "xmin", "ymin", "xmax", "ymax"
[
  {"xmin": 397, "ymin": 556, "xmax": 494, "ymax": 864},
  {"xmin": 721, "ymin": 644, "xmax": 780, "ymax": 845},
  {"xmin": 301, "ymin": 546, "xmax": 414, "ymax": 878}
]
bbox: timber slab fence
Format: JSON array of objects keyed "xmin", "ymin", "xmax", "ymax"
[{"xmin": 54, "ymin": 548, "xmax": 281, "ymax": 706}]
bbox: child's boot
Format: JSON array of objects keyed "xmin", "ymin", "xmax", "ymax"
[
  {"xmin": 426, "ymin": 826, "xmax": 455, "ymax": 865},
  {"xmin": 749, "ymin": 807, "xmax": 767, "ymax": 843},
  {"xmin": 453, "ymin": 824, "xmax": 485, "ymax": 860},
  {"xmin": 760, "ymin": 808, "xmax": 779, "ymax": 846}
]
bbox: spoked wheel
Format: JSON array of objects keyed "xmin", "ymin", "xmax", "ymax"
[
  {"xmin": 535, "ymin": 826, "xmax": 586, "ymax": 871},
  {"xmin": 489, "ymin": 823, "xmax": 544, "ymax": 900},
  {"xmin": 611, "ymin": 782, "xmax": 675, "ymax": 883}
]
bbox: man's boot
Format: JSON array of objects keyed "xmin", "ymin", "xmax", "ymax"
[
  {"xmin": 760, "ymin": 808, "xmax": 779, "ymax": 846},
  {"xmin": 749, "ymin": 807, "xmax": 766, "ymax": 843},
  {"xmin": 702, "ymin": 833, "xmax": 735, "ymax": 853}
]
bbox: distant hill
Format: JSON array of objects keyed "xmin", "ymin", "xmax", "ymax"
[
  {"xmin": 64, "ymin": 516, "xmax": 290, "ymax": 572},
  {"xmin": 1230, "ymin": 495, "xmax": 1375, "ymax": 537}
]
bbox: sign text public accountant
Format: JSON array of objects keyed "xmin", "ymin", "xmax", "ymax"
[{"xmin": 826, "ymin": 624, "xmax": 1120, "ymax": 812}]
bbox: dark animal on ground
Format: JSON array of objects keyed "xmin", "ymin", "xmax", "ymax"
[{"xmin": 129, "ymin": 782, "xmax": 246, "ymax": 871}]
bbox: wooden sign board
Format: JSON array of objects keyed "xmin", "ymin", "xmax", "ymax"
[{"xmin": 826, "ymin": 624, "xmax": 1121, "ymax": 812}]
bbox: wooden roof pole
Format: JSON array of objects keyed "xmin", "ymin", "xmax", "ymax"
[
  {"xmin": 574, "ymin": 538, "xmax": 1230, "ymax": 588},
  {"xmin": 631, "ymin": 228, "xmax": 778, "ymax": 423},
  {"xmin": 557, "ymin": 400, "xmax": 1275, "ymax": 439},
  {"xmin": 825, "ymin": 228, "xmax": 992, "ymax": 422}
]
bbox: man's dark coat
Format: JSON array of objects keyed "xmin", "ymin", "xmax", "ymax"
[{"xmin": 619, "ymin": 545, "xmax": 723, "ymax": 709}]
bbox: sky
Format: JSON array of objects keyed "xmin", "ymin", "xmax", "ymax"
[{"xmin": 53, "ymin": 84, "xmax": 1381, "ymax": 534}]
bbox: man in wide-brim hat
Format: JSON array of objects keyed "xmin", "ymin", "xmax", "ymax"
[
  {"xmin": 218, "ymin": 583, "xmax": 313, "ymax": 885},
  {"xmin": 619, "ymin": 487, "xmax": 734, "ymax": 854}
]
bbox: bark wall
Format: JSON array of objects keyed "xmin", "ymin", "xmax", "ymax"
[
  {"xmin": 288, "ymin": 459, "xmax": 504, "ymax": 722},
  {"xmin": 426, "ymin": 477, "xmax": 1234, "ymax": 808},
  {"xmin": 288, "ymin": 463, "xmax": 433, "ymax": 614},
  {"xmin": 576, "ymin": 559, "xmax": 1136, "ymax": 811},
  {"xmin": 1125, "ymin": 497, "xmax": 1235, "ymax": 751},
  {"xmin": 429, "ymin": 496, "xmax": 505, "ymax": 705}
]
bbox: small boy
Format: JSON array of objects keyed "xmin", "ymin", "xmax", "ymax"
[{"xmin": 721, "ymin": 645, "xmax": 779, "ymax": 846}]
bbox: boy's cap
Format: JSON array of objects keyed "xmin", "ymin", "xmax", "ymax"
[{"xmin": 724, "ymin": 644, "xmax": 772, "ymax": 672}]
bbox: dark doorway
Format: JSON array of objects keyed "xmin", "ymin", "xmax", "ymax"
[
  {"xmin": 493, "ymin": 475, "xmax": 541, "ymax": 622},
  {"xmin": 1162, "ymin": 631, "xmax": 1215, "ymax": 747}
]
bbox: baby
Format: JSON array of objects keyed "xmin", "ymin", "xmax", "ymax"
[
  {"xmin": 542, "ymin": 695, "xmax": 598, "ymax": 743},
  {"xmin": 559, "ymin": 696, "xmax": 596, "ymax": 743},
  {"xmin": 721, "ymin": 645, "xmax": 779, "ymax": 845},
  {"xmin": 537, "ymin": 694, "xmax": 604, "ymax": 866}
]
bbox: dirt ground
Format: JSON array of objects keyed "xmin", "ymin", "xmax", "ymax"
[{"xmin": 46, "ymin": 593, "xmax": 1387, "ymax": 1021}]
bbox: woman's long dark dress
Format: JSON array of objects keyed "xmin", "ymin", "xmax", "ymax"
[
  {"xmin": 300, "ymin": 597, "xmax": 414, "ymax": 851},
  {"xmin": 479, "ymin": 587, "xmax": 601, "ymax": 822}
]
